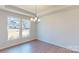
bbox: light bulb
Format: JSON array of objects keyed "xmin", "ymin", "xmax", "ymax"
[
  {"xmin": 38, "ymin": 19, "xmax": 40, "ymax": 22},
  {"xmin": 35, "ymin": 17, "xmax": 37, "ymax": 20},
  {"xmin": 30, "ymin": 18, "xmax": 34, "ymax": 21}
]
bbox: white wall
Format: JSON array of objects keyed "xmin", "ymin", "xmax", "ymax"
[
  {"xmin": 37, "ymin": 6, "xmax": 79, "ymax": 52},
  {"xmin": 0, "ymin": 10, "xmax": 36, "ymax": 50}
]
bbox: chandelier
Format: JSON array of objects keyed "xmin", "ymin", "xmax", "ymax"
[{"xmin": 30, "ymin": 5, "xmax": 40, "ymax": 22}]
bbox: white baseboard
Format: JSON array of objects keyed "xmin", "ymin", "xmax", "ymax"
[
  {"xmin": 65, "ymin": 46, "xmax": 79, "ymax": 52},
  {"xmin": 38, "ymin": 39, "xmax": 79, "ymax": 52},
  {"xmin": 0, "ymin": 38, "xmax": 35, "ymax": 50}
]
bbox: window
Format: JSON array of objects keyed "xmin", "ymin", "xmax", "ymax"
[
  {"xmin": 7, "ymin": 16, "xmax": 31, "ymax": 40},
  {"xmin": 22, "ymin": 19, "xmax": 31, "ymax": 38},
  {"xmin": 8, "ymin": 16, "xmax": 20, "ymax": 40}
]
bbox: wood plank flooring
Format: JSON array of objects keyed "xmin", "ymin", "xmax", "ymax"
[{"xmin": 0, "ymin": 40, "xmax": 77, "ymax": 53}]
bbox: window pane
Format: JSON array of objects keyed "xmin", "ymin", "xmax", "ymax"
[
  {"xmin": 8, "ymin": 16, "xmax": 20, "ymax": 40},
  {"xmin": 22, "ymin": 19, "xmax": 31, "ymax": 38}
]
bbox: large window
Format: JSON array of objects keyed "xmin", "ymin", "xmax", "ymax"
[
  {"xmin": 7, "ymin": 16, "xmax": 31, "ymax": 40},
  {"xmin": 8, "ymin": 16, "xmax": 20, "ymax": 40},
  {"xmin": 22, "ymin": 19, "xmax": 31, "ymax": 38}
]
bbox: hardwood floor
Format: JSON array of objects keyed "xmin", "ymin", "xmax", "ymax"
[{"xmin": 0, "ymin": 40, "xmax": 77, "ymax": 53}]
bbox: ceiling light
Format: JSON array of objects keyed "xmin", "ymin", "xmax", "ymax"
[{"xmin": 30, "ymin": 5, "xmax": 40, "ymax": 23}]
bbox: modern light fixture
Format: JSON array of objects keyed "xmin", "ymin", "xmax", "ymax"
[{"xmin": 30, "ymin": 5, "xmax": 40, "ymax": 23}]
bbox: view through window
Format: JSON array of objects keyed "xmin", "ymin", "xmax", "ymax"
[
  {"xmin": 8, "ymin": 16, "xmax": 20, "ymax": 40},
  {"xmin": 22, "ymin": 19, "xmax": 31, "ymax": 38},
  {"xmin": 8, "ymin": 16, "xmax": 31, "ymax": 40}
]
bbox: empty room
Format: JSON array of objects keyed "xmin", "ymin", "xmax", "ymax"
[{"xmin": 0, "ymin": 5, "xmax": 79, "ymax": 53}]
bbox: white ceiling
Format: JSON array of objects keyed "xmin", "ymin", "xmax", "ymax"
[
  {"xmin": 15, "ymin": 5, "xmax": 54, "ymax": 13},
  {"xmin": 0, "ymin": 5, "xmax": 72, "ymax": 17},
  {"xmin": 14, "ymin": 5, "xmax": 72, "ymax": 17}
]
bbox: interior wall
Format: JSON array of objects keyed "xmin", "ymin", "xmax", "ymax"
[
  {"xmin": 37, "ymin": 6, "xmax": 79, "ymax": 52},
  {"xmin": 0, "ymin": 10, "xmax": 36, "ymax": 50}
]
